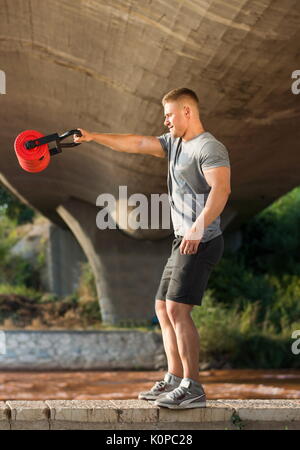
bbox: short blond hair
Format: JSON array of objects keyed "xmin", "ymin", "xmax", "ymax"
[{"xmin": 162, "ymin": 87, "xmax": 199, "ymax": 111}]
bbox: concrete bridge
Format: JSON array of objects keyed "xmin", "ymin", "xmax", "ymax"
[{"xmin": 1, "ymin": 0, "xmax": 300, "ymax": 323}]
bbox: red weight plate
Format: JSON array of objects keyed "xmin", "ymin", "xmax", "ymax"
[{"xmin": 14, "ymin": 130, "xmax": 50, "ymax": 173}]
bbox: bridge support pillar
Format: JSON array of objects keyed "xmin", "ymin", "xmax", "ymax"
[
  {"xmin": 57, "ymin": 198, "xmax": 172, "ymax": 325},
  {"xmin": 46, "ymin": 223, "xmax": 87, "ymax": 297}
]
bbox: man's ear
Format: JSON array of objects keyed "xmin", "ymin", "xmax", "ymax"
[{"xmin": 184, "ymin": 105, "xmax": 190, "ymax": 117}]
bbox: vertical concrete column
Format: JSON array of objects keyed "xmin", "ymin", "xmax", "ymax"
[
  {"xmin": 46, "ymin": 224, "xmax": 87, "ymax": 297},
  {"xmin": 57, "ymin": 198, "xmax": 172, "ymax": 325}
]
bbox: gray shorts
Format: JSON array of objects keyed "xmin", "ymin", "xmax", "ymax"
[{"xmin": 155, "ymin": 234, "xmax": 224, "ymax": 306}]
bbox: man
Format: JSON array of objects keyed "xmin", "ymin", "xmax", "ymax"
[{"xmin": 74, "ymin": 87, "xmax": 231, "ymax": 409}]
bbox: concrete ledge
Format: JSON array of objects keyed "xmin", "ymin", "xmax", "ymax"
[
  {"xmin": 0, "ymin": 400, "xmax": 300, "ymax": 430},
  {"xmin": 218, "ymin": 399, "xmax": 300, "ymax": 430},
  {"xmin": 0, "ymin": 402, "xmax": 10, "ymax": 430}
]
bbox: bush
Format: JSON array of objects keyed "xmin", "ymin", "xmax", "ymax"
[
  {"xmin": 76, "ymin": 262, "xmax": 101, "ymax": 323},
  {"xmin": 0, "ymin": 186, "xmax": 35, "ymax": 224},
  {"xmin": 240, "ymin": 186, "xmax": 300, "ymax": 277},
  {"xmin": 0, "ymin": 253, "xmax": 40, "ymax": 288},
  {"xmin": 210, "ymin": 256, "xmax": 275, "ymax": 310},
  {"xmin": 230, "ymin": 334, "xmax": 299, "ymax": 369},
  {"xmin": 0, "ymin": 284, "xmax": 42, "ymax": 301},
  {"xmin": 191, "ymin": 291, "xmax": 300, "ymax": 369},
  {"xmin": 0, "ymin": 214, "xmax": 44, "ymax": 289},
  {"xmin": 191, "ymin": 291, "xmax": 241, "ymax": 364}
]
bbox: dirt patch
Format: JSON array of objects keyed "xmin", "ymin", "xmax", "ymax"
[{"xmin": 0, "ymin": 293, "xmax": 101, "ymax": 330}]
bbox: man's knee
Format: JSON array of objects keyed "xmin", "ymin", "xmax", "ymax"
[
  {"xmin": 155, "ymin": 299, "xmax": 167, "ymax": 318},
  {"xmin": 166, "ymin": 299, "xmax": 193, "ymax": 323}
]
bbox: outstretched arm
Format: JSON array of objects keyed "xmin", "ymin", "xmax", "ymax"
[{"xmin": 74, "ymin": 128, "xmax": 165, "ymax": 158}]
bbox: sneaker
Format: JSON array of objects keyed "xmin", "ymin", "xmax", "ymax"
[
  {"xmin": 154, "ymin": 378, "xmax": 206, "ymax": 409},
  {"xmin": 138, "ymin": 373, "xmax": 182, "ymax": 400}
]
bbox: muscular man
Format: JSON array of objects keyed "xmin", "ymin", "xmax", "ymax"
[{"xmin": 74, "ymin": 87, "xmax": 231, "ymax": 409}]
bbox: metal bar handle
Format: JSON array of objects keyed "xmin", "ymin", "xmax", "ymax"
[{"xmin": 59, "ymin": 129, "xmax": 82, "ymax": 141}]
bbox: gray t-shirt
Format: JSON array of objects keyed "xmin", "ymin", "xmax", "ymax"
[{"xmin": 157, "ymin": 131, "xmax": 230, "ymax": 242}]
